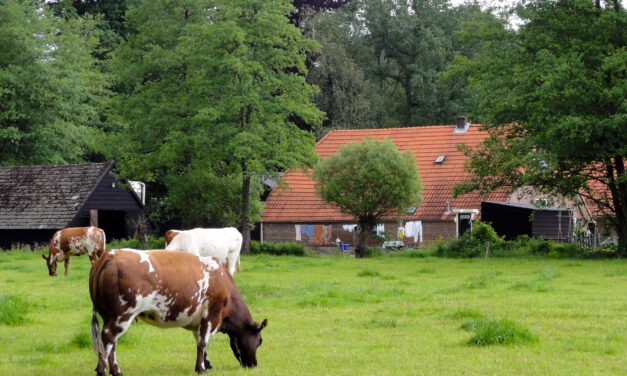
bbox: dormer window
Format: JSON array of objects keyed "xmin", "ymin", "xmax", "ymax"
[{"xmin": 434, "ymin": 155, "xmax": 446, "ymax": 164}]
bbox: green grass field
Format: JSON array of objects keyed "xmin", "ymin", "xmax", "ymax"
[{"xmin": 0, "ymin": 250, "xmax": 626, "ymax": 375}]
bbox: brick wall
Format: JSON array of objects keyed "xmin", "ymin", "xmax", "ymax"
[{"xmin": 262, "ymin": 220, "xmax": 458, "ymax": 248}]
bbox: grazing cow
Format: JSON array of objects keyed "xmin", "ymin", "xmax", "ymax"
[
  {"xmin": 42, "ymin": 226, "xmax": 106, "ymax": 277},
  {"xmin": 89, "ymin": 249, "xmax": 267, "ymax": 375},
  {"xmin": 165, "ymin": 227, "xmax": 242, "ymax": 276}
]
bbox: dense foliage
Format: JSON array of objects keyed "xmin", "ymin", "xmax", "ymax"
[
  {"xmin": 453, "ymin": 0, "xmax": 627, "ymax": 255},
  {"xmin": 313, "ymin": 138, "xmax": 422, "ymax": 257},
  {"xmin": 0, "ymin": 0, "xmax": 108, "ymax": 165},
  {"xmin": 303, "ymin": 0, "xmax": 501, "ymax": 131}
]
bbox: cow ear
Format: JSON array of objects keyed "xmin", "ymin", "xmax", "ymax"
[
  {"xmin": 42, "ymin": 254, "xmax": 49, "ymax": 260},
  {"xmin": 258, "ymin": 319, "xmax": 268, "ymax": 331}
]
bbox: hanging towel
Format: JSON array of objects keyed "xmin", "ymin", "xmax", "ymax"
[
  {"xmin": 343, "ymin": 224, "xmax": 357, "ymax": 232},
  {"xmin": 415, "ymin": 221, "xmax": 423, "ymax": 243},
  {"xmin": 404, "ymin": 221, "xmax": 414, "ymax": 239},
  {"xmin": 314, "ymin": 225, "xmax": 323, "ymax": 244},
  {"xmin": 398, "ymin": 227, "xmax": 405, "ymax": 240},
  {"xmin": 376, "ymin": 224, "xmax": 385, "ymax": 235},
  {"xmin": 302, "ymin": 224, "xmax": 315, "ymax": 237},
  {"xmin": 295, "ymin": 224, "xmax": 301, "ymax": 241},
  {"xmin": 322, "ymin": 225, "xmax": 332, "ymax": 243}
]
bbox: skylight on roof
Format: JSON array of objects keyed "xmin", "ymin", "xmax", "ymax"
[{"xmin": 434, "ymin": 155, "xmax": 446, "ymax": 164}]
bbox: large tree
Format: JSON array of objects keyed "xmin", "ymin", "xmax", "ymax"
[
  {"xmin": 108, "ymin": 0, "xmax": 323, "ymax": 249},
  {"xmin": 454, "ymin": 0, "xmax": 627, "ymax": 254},
  {"xmin": 313, "ymin": 139, "xmax": 422, "ymax": 257},
  {"xmin": 0, "ymin": 0, "xmax": 108, "ymax": 166}
]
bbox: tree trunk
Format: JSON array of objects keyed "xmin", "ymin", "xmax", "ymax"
[
  {"xmin": 356, "ymin": 220, "xmax": 374, "ymax": 258},
  {"xmin": 240, "ymin": 161, "xmax": 251, "ymax": 254}
]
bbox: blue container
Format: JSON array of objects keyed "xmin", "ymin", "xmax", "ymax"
[{"xmin": 341, "ymin": 244, "xmax": 350, "ymax": 252}]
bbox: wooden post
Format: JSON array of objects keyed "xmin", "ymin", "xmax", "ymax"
[
  {"xmin": 90, "ymin": 209, "xmax": 98, "ymax": 227},
  {"xmin": 485, "ymin": 241, "xmax": 490, "ymax": 258}
]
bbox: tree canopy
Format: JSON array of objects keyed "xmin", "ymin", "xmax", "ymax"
[
  {"xmin": 313, "ymin": 138, "xmax": 422, "ymax": 257},
  {"xmin": 0, "ymin": 0, "xmax": 108, "ymax": 165},
  {"xmin": 453, "ymin": 0, "xmax": 627, "ymax": 254}
]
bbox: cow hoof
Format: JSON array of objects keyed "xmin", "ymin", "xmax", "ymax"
[
  {"xmin": 95, "ymin": 368, "xmax": 107, "ymax": 376},
  {"xmin": 194, "ymin": 368, "xmax": 207, "ymax": 374},
  {"xmin": 204, "ymin": 359, "xmax": 212, "ymax": 370}
]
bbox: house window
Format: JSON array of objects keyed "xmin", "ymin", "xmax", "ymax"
[{"xmin": 434, "ymin": 155, "xmax": 446, "ymax": 164}]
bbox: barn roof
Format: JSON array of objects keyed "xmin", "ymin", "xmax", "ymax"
[
  {"xmin": 261, "ymin": 124, "xmax": 511, "ymax": 223},
  {"xmin": 0, "ymin": 162, "xmax": 113, "ymax": 229}
]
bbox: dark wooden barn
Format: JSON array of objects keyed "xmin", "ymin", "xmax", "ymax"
[
  {"xmin": 0, "ymin": 162, "xmax": 152, "ymax": 249},
  {"xmin": 481, "ymin": 201, "xmax": 573, "ymax": 241}
]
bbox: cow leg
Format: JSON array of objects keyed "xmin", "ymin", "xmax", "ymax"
[
  {"xmin": 194, "ymin": 318, "xmax": 212, "ymax": 373},
  {"xmin": 64, "ymin": 258, "xmax": 70, "ymax": 277},
  {"xmin": 101, "ymin": 314, "xmax": 134, "ymax": 376},
  {"xmin": 193, "ymin": 331, "xmax": 212, "ymax": 372}
]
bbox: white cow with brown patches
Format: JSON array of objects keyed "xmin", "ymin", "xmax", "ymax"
[
  {"xmin": 89, "ymin": 249, "xmax": 267, "ymax": 375},
  {"xmin": 165, "ymin": 227, "xmax": 242, "ymax": 276},
  {"xmin": 42, "ymin": 226, "xmax": 106, "ymax": 276}
]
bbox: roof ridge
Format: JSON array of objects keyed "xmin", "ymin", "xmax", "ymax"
[{"xmin": 0, "ymin": 161, "xmax": 113, "ymax": 170}]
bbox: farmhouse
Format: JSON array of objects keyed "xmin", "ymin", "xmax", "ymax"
[
  {"xmin": 0, "ymin": 161, "xmax": 151, "ymax": 249},
  {"xmin": 260, "ymin": 120, "xmax": 592, "ymax": 248}
]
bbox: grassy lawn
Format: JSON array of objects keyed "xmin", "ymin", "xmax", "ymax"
[{"xmin": 0, "ymin": 250, "xmax": 626, "ymax": 375}]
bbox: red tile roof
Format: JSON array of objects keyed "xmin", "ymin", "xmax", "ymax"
[{"xmin": 262, "ymin": 125, "xmax": 511, "ymax": 223}]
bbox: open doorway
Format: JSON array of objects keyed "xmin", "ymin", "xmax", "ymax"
[{"xmin": 457, "ymin": 212, "xmax": 473, "ymax": 237}]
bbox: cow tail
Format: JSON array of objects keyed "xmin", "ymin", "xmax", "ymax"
[
  {"xmin": 91, "ymin": 310, "xmax": 105, "ymax": 360},
  {"xmin": 236, "ymin": 254, "xmax": 240, "ymax": 273}
]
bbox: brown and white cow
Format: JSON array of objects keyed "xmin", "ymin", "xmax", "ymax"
[
  {"xmin": 89, "ymin": 249, "xmax": 267, "ymax": 375},
  {"xmin": 42, "ymin": 226, "xmax": 106, "ymax": 277}
]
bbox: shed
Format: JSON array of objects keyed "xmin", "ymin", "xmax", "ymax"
[
  {"xmin": 0, "ymin": 162, "xmax": 152, "ymax": 249},
  {"xmin": 481, "ymin": 201, "xmax": 573, "ymax": 241}
]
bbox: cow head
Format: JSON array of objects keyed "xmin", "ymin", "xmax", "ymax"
[
  {"xmin": 41, "ymin": 252, "xmax": 58, "ymax": 276},
  {"xmin": 228, "ymin": 319, "xmax": 267, "ymax": 368},
  {"xmin": 164, "ymin": 230, "xmax": 180, "ymax": 246}
]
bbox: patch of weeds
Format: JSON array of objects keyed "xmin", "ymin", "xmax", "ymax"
[
  {"xmin": 509, "ymin": 279, "xmax": 554, "ymax": 292},
  {"xmin": 416, "ymin": 267, "xmax": 435, "ymax": 274},
  {"xmin": 366, "ymin": 318, "xmax": 399, "ymax": 329},
  {"xmin": 0, "ymin": 295, "xmax": 29, "ymax": 325},
  {"xmin": 446, "ymin": 308, "xmax": 485, "ymax": 320},
  {"xmin": 380, "ymin": 274, "xmax": 396, "ymax": 280},
  {"xmin": 357, "ymin": 268, "xmax": 381, "ymax": 277},
  {"xmin": 538, "ymin": 267, "xmax": 559, "ymax": 280},
  {"xmin": 463, "ymin": 271, "xmax": 503, "ymax": 290},
  {"xmin": 461, "ymin": 318, "xmax": 538, "ymax": 346},
  {"xmin": 70, "ymin": 332, "xmax": 91, "ymax": 349},
  {"xmin": 605, "ymin": 269, "xmax": 627, "ymax": 277},
  {"xmin": 564, "ymin": 262, "xmax": 583, "ymax": 267},
  {"xmin": 297, "ymin": 296, "xmax": 331, "ymax": 308},
  {"xmin": 34, "ymin": 341, "xmax": 66, "ymax": 354}
]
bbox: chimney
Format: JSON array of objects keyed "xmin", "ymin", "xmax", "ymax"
[{"xmin": 455, "ymin": 116, "xmax": 469, "ymax": 133}]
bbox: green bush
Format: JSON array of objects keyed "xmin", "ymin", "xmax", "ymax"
[
  {"xmin": 108, "ymin": 235, "xmax": 165, "ymax": 250},
  {"xmin": 471, "ymin": 221, "xmax": 504, "ymax": 246},
  {"xmin": 435, "ymin": 222, "xmax": 506, "ymax": 258},
  {"xmin": 250, "ymin": 241, "xmax": 305, "ymax": 256},
  {"xmin": 549, "ymin": 242, "xmax": 585, "ymax": 258},
  {"xmin": 435, "ymin": 233, "xmax": 483, "ymax": 258},
  {"xmin": 461, "ymin": 318, "xmax": 538, "ymax": 346},
  {"xmin": 528, "ymin": 238, "xmax": 553, "ymax": 255}
]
